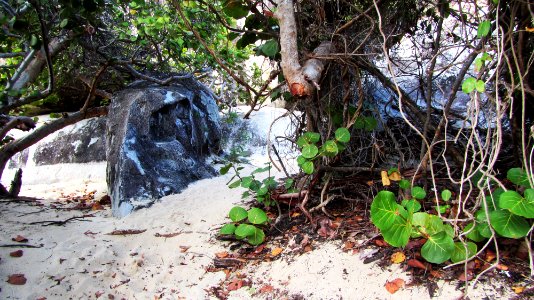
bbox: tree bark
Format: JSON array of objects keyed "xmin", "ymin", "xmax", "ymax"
[{"xmin": 275, "ymin": 0, "xmax": 332, "ymax": 97}]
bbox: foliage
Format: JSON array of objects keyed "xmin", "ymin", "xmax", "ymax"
[
  {"xmin": 296, "ymin": 128, "xmax": 351, "ymax": 175},
  {"xmin": 219, "ymin": 205, "xmax": 268, "ymax": 245}
]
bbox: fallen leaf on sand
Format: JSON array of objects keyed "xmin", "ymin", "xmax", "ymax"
[
  {"xmin": 375, "ymin": 239, "xmax": 388, "ymax": 247},
  {"xmin": 260, "ymin": 284, "xmax": 274, "ymax": 293},
  {"xmin": 385, "ymin": 278, "xmax": 405, "ymax": 294},
  {"xmin": 407, "ymin": 259, "xmax": 427, "ymax": 270},
  {"xmin": 496, "ymin": 264, "xmax": 508, "ymax": 271},
  {"xmin": 7, "ymin": 274, "xmax": 27, "ymax": 285},
  {"xmin": 10, "ymin": 250, "xmax": 23, "ymax": 257},
  {"xmin": 391, "ymin": 251, "xmax": 406, "ymax": 264},
  {"xmin": 12, "ymin": 235, "xmax": 28, "ymax": 243},
  {"xmin": 179, "ymin": 246, "xmax": 191, "ymax": 253},
  {"xmin": 215, "ymin": 251, "xmax": 229, "ymax": 258},
  {"xmin": 458, "ymin": 271, "xmax": 474, "ymax": 281},
  {"xmin": 227, "ymin": 279, "xmax": 243, "ymax": 291},
  {"xmin": 343, "ymin": 241, "xmax": 355, "ymax": 251},
  {"xmin": 106, "ymin": 229, "xmax": 146, "ymax": 235},
  {"xmin": 271, "ymin": 247, "xmax": 283, "ymax": 256},
  {"xmin": 381, "ymin": 171, "xmax": 391, "ymax": 186},
  {"xmin": 513, "ymin": 286, "xmax": 525, "ymax": 294},
  {"xmin": 485, "ymin": 250, "xmax": 496, "ymax": 262},
  {"xmin": 388, "ymin": 171, "xmax": 402, "ymax": 181},
  {"xmin": 95, "ymin": 291, "xmax": 104, "ymax": 298},
  {"xmin": 91, "ymin": 202, "xmax": 104, "ymax": 211},
  {"xmin": 154, "ymin": 232, "xmax": 181, "ymax": 238}
]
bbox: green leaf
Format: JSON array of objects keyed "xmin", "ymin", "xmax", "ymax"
[
  {"xmin": 301, "ymin": 144, "xmax": 319, "ymax": 159},
  {"xmin": 284, "ymin": 178, "xmax": 294, "ymax": 189},
  {"xmin": 450, "ymin": 242, "xmax": 477, "ymax": 263},
  {"xmin": 399, "ymin": 179, "xmax": 410, "ymax": 189},
  {"xmin": 257, "ymin": 186, "xmax": 268, "ymax": 196},
  {"xmin": 60, "ymin": 18, "xmax": 69, "ymax": 28},
  {"xmin": 388, "ymin": 168, "xmax": 399, "ymax": 176},
  {"xmin": 441, "ymin": 189, "xmax": 452, "ymax": 201},
  {"xmin": 507, "ymin": 168, "xmax": 532, "ymax": 187},
  {"xmin": 219, "ymin": 223, "xmax": 237, "ymax": 235},
  {"xmin": 499, "ymin": 190, "xmax": 534, "ymax": 218},
  {"xmin": 490, "ymin": 209, "xmax": 530, "ymax": 238},
  {"xmin": 235, "ymin": 223, "xmax": 257, "ymax": 238},
  {"xmin": 354, "ymin": 117, "xmax": 365, "ymax": 129},
  {"xmin": 364, "ymin": 116, "xmax": 378, "ymax": 131},
  {"xmin": 248, "ymin": 207, "xmax": 268, "ymax": 224},
  {"xmin": 477, "ymin": 20, "xmax": 491, "ymax": 38},
  {"xmin": 229, "ymin": 206, "xmax": 248, "ymax": 222},
  {"xmin": 223, "ymin": 0, "xmax": 249, "ymax": 19},
  {"xmin": 260, "ymin": 39, "xmax": 279, "ymax": 57},
  {"xmin": 251, "ymin": 165, "xmax": 271, "ymax": 174},
  {"xmin": 381, "ymin": 215, "xmax": 411, "ymax": 247},
  {"xmin": 301, "ymin": 160, "xmax": 314, "ymax": 174},
  {"xmin": 371, "ymin": 191, "xmax": 405, "ymax": 230},
  {"xmin": 241, "ymin": 176, "xmax": 254, "ymax": 188},
  {"xmin": 411, "ymin": 186, "xmax": 426, "ymax": 200},
  {"xmin": 228, "ymin": 180, "xmax": 241, "ymax": 189},
  {"xmin": 303, "ymin": 132, "xmax": 321, "ymax": 143},
  {"xmin": 401, "ymin": 199, "xmax": 421, "ymax": 213},
  {"xmin": 434, "ymin": 205, "xmax": 450, "ymax": 214},
  {"xmin": 462, "ymin": 77, "xmax": 476, "ymax": 94},
  {"xmin": 247, "ymin": 227, "xmax": 265, "ymax": 245},
  {"xmin": 464, "ymin": 222, "xmax": 486, "ymax": 242},
  {"xmin": 220, "ymin": 163, "xmax": 232, "ymax": 175},
  {"xmin": 334, "ymin": 127, "xmax": 350, "ymax": 143},
  {"xmin": 296, "ymin": 155, "xmax": 307, "ymax": 166},
  {"xmin": 323, "ymin": 140, "xmax": 339, "ymax": 156},
  {"xmin": 421, "ymin": 231, "xmax": 455, "ymax": 264},
  {"xmin": 475, "ymin": 80, "xmax": 486, "ymax": 93}
]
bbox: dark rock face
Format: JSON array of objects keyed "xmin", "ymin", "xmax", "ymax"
[{"xmin": 107, "ymin": 79, "xmax": 221, "ymax": 217}]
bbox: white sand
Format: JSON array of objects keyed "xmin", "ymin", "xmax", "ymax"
[{"xmin": 0, "ymin": 107, "xmax": 515, "ymax": 299}]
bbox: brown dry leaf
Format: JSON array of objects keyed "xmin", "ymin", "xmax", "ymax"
[
  {"xmin": 154, "ymin": 232, "xmax": 181, "ymax": 238},
  {"xmin": 385, "ymin": 278, "xmax": 405, "ymax": 294},
  {"xmin": 485, "ymin": 250, "xmax": 496, "ymax": 262},
  {"xmin": 407, "ymin": 259, "xmax": 427, "ymax": 270},
  {"xmin": 526, "ymin": 27, "xmax": 534, "ymax": 33},
  {"xmin": 254, "ymin": 244, "xmax": 266, "ymax": 254},
  {"xmin": 215, "ymin": 252, "xmax": 229, "ymax": 259},
  {"xmin": 429, "ymin": 270, "xmax": 443, "ymax": 278},
  {"xmin": 271, "ymin": 247, "xmax": 283, "ymax": 257},
  {"xmin": 259, "ymin": 284, "xmax": 274, "ymax": 293},
  {"xmin": 457, "ymin": 271, "xmax": 474, "ymax": 281},
  {"xmin": 374, "ymin": 239, "xmax": 388, "ymax": 247},
  {"xmin": 226, "ymin": 279, "xmax": 243, "ymax": 291},
  {"xmin": 106, "ymin": 229, "xmax": 146, "ymax": 235},
  {"xmin": 9, "ymin": 250, "xmax": 23, "ymax": 257},
  {"xmin": 179, "ymin": 246, "xmax": 191, "ymax": 253},
  {"xmin": 366, "ymin": 180, "xmax": 374, "ymax": 186},
  {"xmin": 291, "ymin": 212, "xmax": 301, "ymax": 217},
  {"xmin": 92, "ymin": 202, "xmax": 104, "ymax": 211},
  {"xmin": 223, "ymin": 269, "xmax": 231, "ymax": 279},
  {"xmin": 7, "ymin": 274, "xmax": 27, "ymax": 285},
  {"xmin": 343, "ymin": 241, "xmax": 355, "ymax": 251},
  {"xmin": 513, "ymin": 286, "xmax": 525, "ymax": 294},
  {"xmin": 496, "ymin": 264, "xmax": 509, "ymax": 271},
  {"xmin": 390, "ymin": 252, "xmax": 406, "ymax": 264},
  {"xmin": 388, "ymin": 171, "xmax": 402, "ymax": 181},
  {"xmin": 381, "ymin": 171, "xmax": 391, "ymax": 186},
  {"xmin": 12, "ymin": 235, "xmax": 28, "ymax": 243},
  {"xmin": 304, "ymin": 245, "xmax": 313, "ymax": 252}
]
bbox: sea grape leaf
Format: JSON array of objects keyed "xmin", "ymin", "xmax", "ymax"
[
  {"xmin": 489, "ymin": 209, "xmax": 530, "ymax": 239},
  {"xmin": 248, "ymin": 207, "xmax": 268, "ymax": 224},
  {"xmin": 464, "ymin": 222, "xmax": 486, "ymax": 242},
  {"xmin": 301, "ymin": 160, "xmax": 314, "ymax": 174},
  {"xmin": 229, "ymin": 206, "xmax": 248, "ymax": 222},
  {"xmin": 302, "ymin": 144, "xmax": 319, "ymax": 159},
  {"xmin": 499, "ymin": 189, "xmax": 534, "ymax": 218},
  {"xmin": 371, "ymin": 191, "xmax": 404, "ymax": 230},
  {"xmin": 323, "ymin": 140, "xmax": 339, "ymax": 156},
  {"xmin": 421, "ymin": 231, "xmax": 454, "ymax": 264},
  {"xmin": 247, "ymin": 227, "xmax": 265, "ymax": 245},
  {"xmin": 411, "ymin": 186, "xmax": 426, "ymax": 200},
  {"xmin": 507, "ymin": 168, "xmax": 532, "ymax": 188},
  {"xmin": 335, "ymin": 127, "xmax": 350, "ymax": 143},
  {"xmin": 234, "ymin": 224, "xmax": 257, "ymax": 238},
  {"xmin": 441, "ymin": 189, "xmax": 452, "ymax": 201},
  {"xmin": 450, "ymin": 241, "xmax": 477, "ymax": 263},
  {"xmin": 220, "ymin": 223, "xmax": 237, "ymax": 235},
  {"xmin": 381, "ymin": 216, "xmax": 411, "ymax": 248}
]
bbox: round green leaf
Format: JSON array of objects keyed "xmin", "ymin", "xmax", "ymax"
[
  {"xmin": 229, "ymin": 206, "xmax": 248, "ymax": 222},
  {"xmin": 499, "ymin": 190, "xmax": 534, "ymax": 218},
  {"xmin": 371, "ymin": 191, "xmax": 404, "ymax": 230},
  {"xmin": 223, "ymin": 0, "xmax": 249, "ymax": 19},
  {"xmin": 301, "ymin": 160, "xmax": 314, "ymax": 174},
  {"xmin": 240, "ymin": 176, "xmax": 254, "ymax": 188},
  {"xmin": 248, "ymin": 207, "xmax": 268, "ymax": 224},
  {"xmin": 381, "ymin": 216, "xmax": 411, "ymax": 247},
  {"xmin": 219, "ymin": 223, "xmax": 237, "ymax": 235},
  {"xmin": 421, "ymin": 231, "xmax": 455, "ymax": 264},
  {"xmin": 364, "ymin": 116, "xmax": 378, "ymax": 131},
  {"xmin": 323, "ymin": 140, "xmax": 339, "ymax": 156},
  {"xmin": 401, "ymin": 199, "xmax": 421, "ymax": 213},
  {"xmin": 462, "ymin": 77, "xmax": 476, "ymax": 94},
  {"xmin": 441, "ymin": 189, "xmax": 452, "ymax": 201},
  {"xmin": 489, "ymin": 209, "xmax": 530, "ymax": 239},
  {"xmin": 296, "ymin": 155, "xmax": 307, "ymax": 166},
  {"xmin": 335, "ymin": 127, "xmax": 350, "ymax": 143},
  {"xmin": 507, "ymin": 168, "xmax": 532, "ymax": 187},
  {"xmin": 464, "ymin": 222, "xmax": 485, "ymax": 242},
  {"xmin": 260, "ymin": 39, "xmax": 279, "ymax": 57},
  {"xmin": 450, "ymin": 242, "xmax": 477, "ymax": 263},
  {"xmin": 247, "ymin": 227, "xmax": 265, "ymax": 245},
  {"xmin": 303, "ymin": 132, "xmax": 321, "ymax": 143},
  {"xmin": 475, "ymin": 80, "xmax": 486, "ymax": 93},
  {"xmin": 399, "ymin": 179, "xmax": 410, "ymax": 189},
  {"xmin": 477, "ymin": 20, "xmax": 491, "ymax": 38},
  {"xmin": 354, "ymin": 117, "xmax": 365, "ymax": 129},
  {"xmin": 302, "ymin": 144, "xmax": 318, "ymax": 159},
  {"xmin": 411, "ymin": 186, "xmax": 427, "ymax": 200},
  {"xmin": 235, "ymin": 224, "xmax": 257, "ymax": 238}
]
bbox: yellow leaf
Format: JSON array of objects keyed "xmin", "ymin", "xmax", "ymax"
[
  {"xmin": 390, "ymin": 251, "xmax": 406, "ymax": 264},
  {"xmin": 513, "ymin": 286, "xmax": 525, "ymax": 294},
  {"xmin": 381, "ymin": 171, "xmax": 391, "ymax": 186},
  {"xmin": 130, "ymin": 9, "xmax": 137, "ymax": 15},
  {"xmin": 271, "ymin": 247, "xmax": 283, "ymax": 256},
  {"xmin": 526, "ymin": 27, "xmax": 534, "ymax": 33},
  {"xmin": 388, "ymin": 171, "xmax": 402, "ymax": 181}
]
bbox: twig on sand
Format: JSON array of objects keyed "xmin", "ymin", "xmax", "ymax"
[
  {"xmin": 0, "ymin": 243, "xmax": 43, "ymax": 248},
  {"xmin": 28, "ymin": 214, "xmax": 95, "ymax": 226},
  {"xmin": 106, "ymin": 229, "xmax": 147, "ymax": 235}
]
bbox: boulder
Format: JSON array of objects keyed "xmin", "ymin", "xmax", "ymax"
[{"xmin": 106, "ymin": 78, "xmax": 221, "ymax": 217}]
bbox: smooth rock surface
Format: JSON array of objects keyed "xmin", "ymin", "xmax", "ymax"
[{"xmin": 106, "ymin": 79, "xmax": 221, "ymax": 217}]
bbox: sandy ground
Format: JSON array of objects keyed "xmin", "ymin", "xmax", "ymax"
[{"xmin": 0, "ymin": 108, "xmax": 516, "ymax": 299}]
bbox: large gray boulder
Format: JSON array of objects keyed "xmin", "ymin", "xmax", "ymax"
[{"xmin": 106, "ymin": 79, "xmax": 221, "ymax": 217}]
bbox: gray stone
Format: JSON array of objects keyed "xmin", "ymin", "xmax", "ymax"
[{"xmin": 106, "ymin": 78, "xmax": 221, "ymax": 217}]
